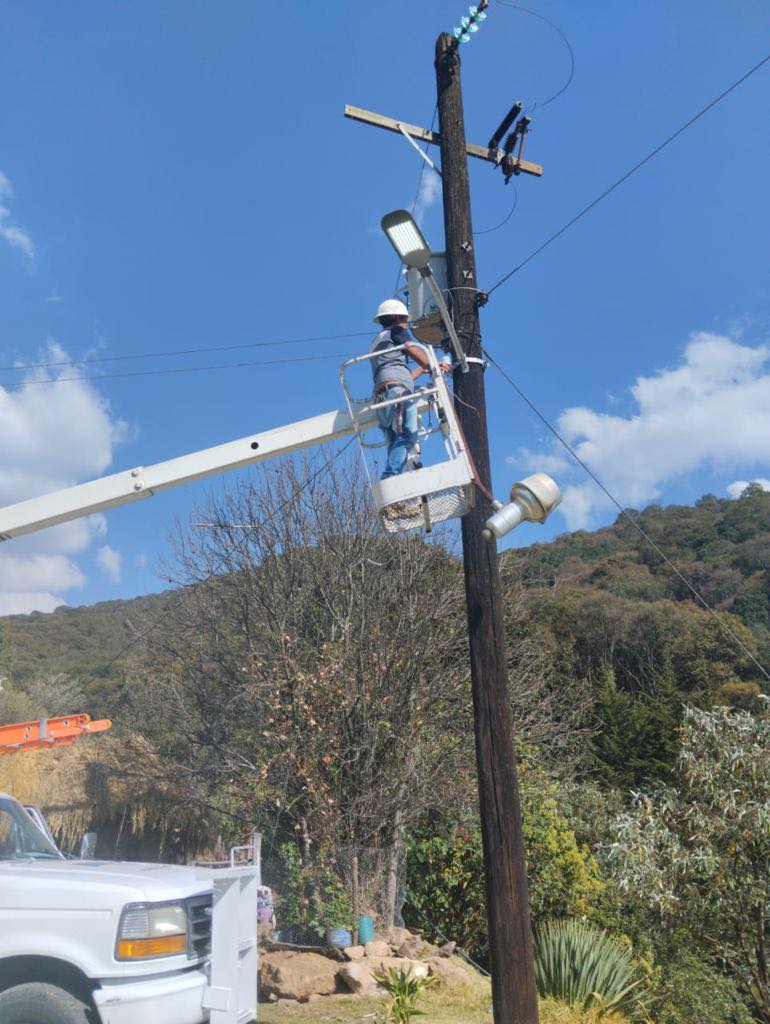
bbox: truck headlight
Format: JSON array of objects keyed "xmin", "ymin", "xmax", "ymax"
[{"xmin": 116, "ymin": 901, "xmax": 188, "ymax": 960}]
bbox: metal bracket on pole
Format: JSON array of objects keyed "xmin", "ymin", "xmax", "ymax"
[
  {"xmin": 396, "ymin": 124, "xmax": 442, "ymax": 177},
  {"xmin": 421, "ymin": 269, "xmax": 469, "ymax": 373}
]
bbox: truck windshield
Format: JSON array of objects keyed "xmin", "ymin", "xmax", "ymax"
[{"xmin": 0, "ymin": 797, "xmax": 61, "ymax": 860}]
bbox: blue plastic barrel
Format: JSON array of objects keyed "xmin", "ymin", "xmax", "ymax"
[
  {"xmin": 326, "ymin": 926, "xmax": 353, "ymax": 948},
  {"xmin": 357, "ymin": 915, "xmax": 375, "ymax": 944}
]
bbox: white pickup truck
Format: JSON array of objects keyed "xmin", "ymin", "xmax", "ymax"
[{"xmin": 0, "ymin": 792, "xmax": 257, "ymax": 1024}]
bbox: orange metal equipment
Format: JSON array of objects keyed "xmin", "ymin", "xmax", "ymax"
[{"xmin": 0, "ymin": 714, "xmax": 112, "ymax": 756}]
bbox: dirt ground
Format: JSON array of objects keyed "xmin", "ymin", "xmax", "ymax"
[{"xmin": 257, "ymin": 982, "xmax": 630, "ymax": 1024}]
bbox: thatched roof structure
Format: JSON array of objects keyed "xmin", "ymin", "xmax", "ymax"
[{"xmin": 0, "ymin": 733, "xmax": 218, "ymax": 858}]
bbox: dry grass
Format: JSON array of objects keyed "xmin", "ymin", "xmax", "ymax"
[
  {"xmin": 257, "ymin": 978, "xmax": 632, "ymax": 1024},
  {"xmin": 0, "ymin": 734, "xmax": 215, "ymax": 853}
]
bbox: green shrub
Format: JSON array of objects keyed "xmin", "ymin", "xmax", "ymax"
[
  {"xmin": 647, "ymin": 946, "xmax": 752, "ymax": 1024},
  {"xmin": 534, "ymin": 919, "xmax": 648, "ymax": 1020},
  {"xmin": 406, "ymin": 767, "xmax": 605, "ymax": 967},
  {"xmin": 275, "ymin": 842, "xmax": 352, "ymax": 941}
]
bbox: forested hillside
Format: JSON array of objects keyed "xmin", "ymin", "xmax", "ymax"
[
  {"xmin": 503, "ymin": 484, "xmax": 769, "ymax": 787},
  {"xmin": 2, "ymin": 485, "xmax": 768, "ymax": 787},
  {"xmin": 0, "ymin": 589, "xmax": 177, "ymax": 713}
]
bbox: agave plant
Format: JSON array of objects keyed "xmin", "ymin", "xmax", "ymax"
[
  {"xmin": 375, "ymin": 965, "xmax": 437, "ymax": 1024},
  {"xmin": 534, "ymin": 919, "xmax": 648, "ymax": 1020}
]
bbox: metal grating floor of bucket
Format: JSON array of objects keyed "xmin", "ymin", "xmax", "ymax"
[{"xmin": 379, "ymin": 485, "xmax": 474, "ymax": 533}]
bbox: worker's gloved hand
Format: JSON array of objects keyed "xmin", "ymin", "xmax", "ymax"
[{"xmin": 438, "ymin": 358, "xmax": 453, "ymax": 375}]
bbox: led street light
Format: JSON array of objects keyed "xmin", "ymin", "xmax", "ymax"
[
  {"xmin": 381, "ymin": 210, "xmax": 432, "ymax": 270},
  {"xmin": 380, "ymin": 210, "xmax": 469, "ymax": 373}
]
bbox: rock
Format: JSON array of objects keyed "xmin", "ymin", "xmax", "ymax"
[
  {"xmin": 438, "ymin": 940, "xmax": 456, "ymax": 958},
  {"xmin": 339, "ymin": 961, "xmax": 380, "ymax": 996},
  {"xmin": 366, "ymin": 955, "xmax": 409, "ymax": 975},
  {"xmin": 364, "ymin": 940, "xmax": 392, "ymax": 959},
  {"xmin": 367, "ymin": 956, "xmax": 430, "ymax": 982},
  {"xmin": 385, "ymin": 925, "xmax": 413, "ymax": 947},
  {"xmin": 426, "ymin": 955, "xmax": 474, "ymax": 987},
  {"xmin": 343, "ymin": 945, "xmax": 365, "ymax": 960},
  {"xmin": 259, "ymin": 950, "xmax": 340, "ymax": 1001},
  {"xmin": 396, "ymin": 936, "xmax": 436, "ymax": 960}
]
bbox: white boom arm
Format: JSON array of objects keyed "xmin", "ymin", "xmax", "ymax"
[{"xmin": 0, "ymin": 403, "xmax": 383, "ymax": 542}]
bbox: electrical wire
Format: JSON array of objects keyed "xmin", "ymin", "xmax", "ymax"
[
  {"xmin": 486, "ymin": 50, "xmax": 770, "ymax": 296},
  {"xmin": 3, "ymin": 351, "xmax": 359, "ymax": 389},
  {"xmin": 493, "ymin": 1, "xmax": 575, "ymax": 110},
  {"xmin": 473, "ymin": 183, "xmax": 518, "ymax": 236},
  {"xmin": 0, "ymin": 331, "xmax": 372, "ymax": 375},
  {"xmin": 484, "ymin": 347, "xmax": 770, "ymax": 682}
]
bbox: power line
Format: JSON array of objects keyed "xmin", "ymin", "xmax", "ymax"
[
  {"xmin": 493, "ymin": 2, "xmax": 575, "ymax": 110},
  {"xmin": 487, "ymin": 51, "xmax": 770, "ymax": 296},
  {"xmin": 4, "ymin": 351, "xmax": 359, "ymax": 389},
  {"xmin": 0, "ymin": 331, "xmax": 371, "ymax": 374},
  {"xmin": 485, "ymin": 347, "xmax": 770, "ymax": 682}
]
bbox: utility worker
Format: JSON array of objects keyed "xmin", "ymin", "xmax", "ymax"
[{"xmin": 370, "ymin": 299, "xmax": 449, "ymax": 486}]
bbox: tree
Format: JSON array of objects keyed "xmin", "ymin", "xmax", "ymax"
[
  {"xmin": 130, "ymin": 454, "xmax": 590, "ymax": 929},
  {"xmin": 134, "ymin": 456, "xmax": 472, "ymax": 927},
  {"xmin": 608, "ymin": 705, "xmax": 770, "ymax": 1021}
]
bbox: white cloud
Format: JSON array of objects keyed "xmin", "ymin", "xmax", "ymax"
[
  {"xmin": 0, "ymin": 342, "xmax": 128, "ymax": 612},
  {"xmin": 727, "ymin": 478, "xmax": 770, "ymax": 499},
  {"xmin": 96, "ymin": 545, "xmax": 122, "ymax": 584},
  {"xmin": 0, "ymin": 172, "xmax": 34, "ymax": 259},
  {"xmin": 0, "ymin": 554, "xmax": 84, "ymax": 593},
  {"xmin": 0, "ymin": 592, "xmax": 65, "ymax": 616},
  {"xmin": 515, "ymin": 331, "xmax": 770, "ymax": 529},
  {"xmin": 413, "ymin": 168, "xmax": 442, "ymax": 225}
]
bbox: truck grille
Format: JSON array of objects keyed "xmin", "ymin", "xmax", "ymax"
[{"xmin": 187, "ymin": 894, "xmax": 213, "ymax": 960}]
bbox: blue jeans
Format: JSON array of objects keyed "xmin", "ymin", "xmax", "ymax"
[{"xmin": 376, "ymin": 386, "xmax": 418, "ymax": 479}]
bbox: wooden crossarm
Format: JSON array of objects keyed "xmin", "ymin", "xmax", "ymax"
[{"xmin": 344, "ymin": 104, "xmax": 543, "ymax": 177}]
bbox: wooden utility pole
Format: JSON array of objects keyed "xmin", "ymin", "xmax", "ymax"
[
  {"xmin": 435, "ymin": 31, "xmax": 539, "ymax": 1024},
  {"xmin": 344, "ymin": 29, "xmax": 543, "ymax": 1024}
]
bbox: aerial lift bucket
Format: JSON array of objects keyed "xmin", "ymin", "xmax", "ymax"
[{"xmin": 340, "ymin": 344, "xmax": 476, "ymax": 533}]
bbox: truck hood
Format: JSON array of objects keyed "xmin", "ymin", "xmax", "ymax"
[{"xmin": 0, "ymin": 859, "xmax": 211, "ymax": 902}]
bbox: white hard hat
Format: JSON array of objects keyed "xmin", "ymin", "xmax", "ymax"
[{"xmin": 373, "ymin": 299, "xmax": 409, "ymax": 324}]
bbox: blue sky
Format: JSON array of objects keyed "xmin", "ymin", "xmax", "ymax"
[{"xmin": 1, "ymin": 0, "xmax": 769, "ymax": 612}]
